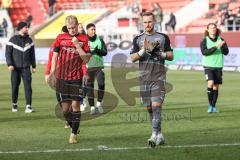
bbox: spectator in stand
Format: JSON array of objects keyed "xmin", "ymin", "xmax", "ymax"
[
  {"xmin": 216, "ymin": 11, "xmax": 225, "ymax": 32},
  {"xmin": 48, "ymin": 0, "xmax": 55, "ymax": 17},
  {"xmin": 226, "ymin": 10, "xmax": 236, "ymax": 31},
  {"xmin": 222, "ymin": 9, "xmax": 228, "ymax": 19},
  {"xmin": 152, "ymin": 3, "xmax": 163, "ymax": 32},
  {"xmin": 2, "ymin": 18, "xmax": 8, "ymax": 37},
  {"xmin": 165, "ymin": 13, "xmax": 176, "ymax": 33},
  {"xmin": 235, "ymin": 7, "xmax": 240, "ymax": 30},
  {"xmin": 0, "ymin": 24, "xmax": 3, "ymax": 37},
  {"xmin": 25, "ymin": 15, "xmax": 33, "ymax": 28}
]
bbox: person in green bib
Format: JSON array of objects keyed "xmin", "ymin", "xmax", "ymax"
[
  {"xmin": 83, "ymin": 23, "xmax": 107, "ymax": 114},
  {"xmin": 200, "ymin": 23, "xmax": 229, "ymax": 113}
]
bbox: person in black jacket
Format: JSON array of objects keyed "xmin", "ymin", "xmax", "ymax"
[
  {"xmin": 5, "ymin": 21, "xmax": 36, "ymax": 113},
  {"xmin": 48, "ymin": 0, "xmax": 55, "ymax": 17},
  {"xmin": 165, "ymin": 13, "xmax": 176, "ymax": 33}
]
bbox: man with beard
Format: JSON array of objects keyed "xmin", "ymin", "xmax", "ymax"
[
  {"xmin": 5, "ymin": 21, "xmax": 36, "ymax": 113},
  {"xmin": 130, "ymin": 12, "xmax": 173, "ymax": 147}
]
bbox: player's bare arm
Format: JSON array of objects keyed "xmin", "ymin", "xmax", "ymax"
[{"xmin": 51, "ymin": 51, "xmax": 58, "ymax": 73}]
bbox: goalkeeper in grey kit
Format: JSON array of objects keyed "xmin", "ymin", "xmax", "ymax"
[{"xmin": 130, "ymin": 12, "xmax": 173, "ymax": 147}]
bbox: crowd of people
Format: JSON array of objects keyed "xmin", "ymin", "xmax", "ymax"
[
  {"xmin": 216, "ymin": 7, "xmax": 240, "ymax": 31},
  {"xmin": 5, "ymin": 15, "xmax": 108, "ymax": 144},
  {"xmin": 135, "ymin": 3, "xmax": 176, "ymax": 34},
  {"xmin": 3, "ymin": 2, "xmax": 230, "ymax": 148}
]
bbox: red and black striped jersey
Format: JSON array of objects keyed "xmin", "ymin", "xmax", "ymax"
[
  {"xmin": 53, "ymin": 33, "xmax": 90, "ymax": 80},
  {"xmin": 45, "ymin": 41, "xmax": 56, "ymax": 76}
]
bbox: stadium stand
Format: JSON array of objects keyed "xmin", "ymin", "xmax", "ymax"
[
  {"xmin": 34, "ymin": 11, "xmax": 104, "ymax": 39},
  {"xmin": 5, "ymin": 0, "xmax": 193, "ymax": 31},
  {"xmin": 24, "ymin": 0, "xmax": 46, "ymax": 26},
  {"xmin": 178, "ymin": 0, "xmax": 240, "ymax": 33},
  {"xmin": 141, "ymin": 0, "xmax": 192, "ymax": 13},
  {"xmin": 3, "ymin": 0, "xmax": 240, "ymax": 35},
  {"xmin": 8, "ymin": 0, "xmax": 31, "ymax": 27},
  {"xmin": 228, "ymin": 1, "xmax": 240, "ymax": 10},
  {"xmin": 39, "ymin": 0, "xmax": 192, "ymax": 13},
  {"xmin": 40, "ymin": 0, "xmax": 129, "ymax": 13}
]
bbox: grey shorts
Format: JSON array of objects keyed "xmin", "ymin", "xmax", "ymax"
[{"xmin": 140, "ymin": 80, "xmax": 165, "ymax": 106}]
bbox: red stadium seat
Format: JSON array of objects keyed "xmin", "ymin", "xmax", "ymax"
[
  {"xmin": 209, "ymin": 0, "xmax": 230, "ymax": 5},
  {"xmin": 177, "ymin": 0, "xmax": 240, "ymax": 33},
  {"xmin": 228, "ymin": 2, "xmax": 240, "ymax": 10},
  {"xmin": 141, "ymin": 0, "xmax": 192, "ymax": 12},
  {"xmin": 8, "ymin": 0, "xmax": 31, "ymax": 27}
]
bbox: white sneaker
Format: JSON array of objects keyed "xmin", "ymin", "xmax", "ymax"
[
  {"xmin": 96, "ymin": 101, "xmax": 104, "ymax": 114},
  {"xmin": 90, "ymin": 106, "xmax": 96, "ymax": 115},
  {"xmin": 80, "ymin": 98, "xmax": 87, "ymax": 112},
  {"xmin": 64, "ymin": 121, "xmax": 71, "ymax": 129},
  {"xmin": 25, "ymin": 105, "xmax": 33, "ymax": 113},
  {"xmin": 12, "ymin": 104, "xmax": 18, "ymax": 112},
  {"xmin": 156, "ymin": 133, "xmax": 164, "ymax": 145},
  {"xmin": 69, "ymin": 133, "xmax": 78, "ymax": 144},
  {"xmin": 80, "ymin": 104, "xmax": 87, "ymax": 112},
  {"xmin": 148, "ymin": 134, "xmax": 157, "ymax": 148}
]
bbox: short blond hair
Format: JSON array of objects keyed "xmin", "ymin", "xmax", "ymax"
[{"xmin": 65, "ymin": 15, "xmax": 78, "ymax": 25}]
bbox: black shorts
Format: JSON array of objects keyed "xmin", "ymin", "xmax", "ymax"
[
  {"xmin": 204, "ymin": 68, "xmax": 223, "ymax": 84},
  {"xmin": 56, "ymin": 79, "xmax": 83, "ymax": 102}
]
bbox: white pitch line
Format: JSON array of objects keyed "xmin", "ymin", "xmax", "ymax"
[{"xmin": 0, "ymin": 143, "xmax": 240, "ymax": 154}]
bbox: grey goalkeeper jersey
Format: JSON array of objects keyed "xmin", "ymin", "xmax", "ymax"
[{"xmin": 130, "ymin": 32, "xmax": 173, "ymax": 82}]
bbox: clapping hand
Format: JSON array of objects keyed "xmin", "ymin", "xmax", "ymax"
[
  {"xmin": 215, "ymin": 41, "xmax": 225, "ymax": 48},
  {"xmin": 72, "ymin": 37, "xmax": 79, "ymax": 45}
]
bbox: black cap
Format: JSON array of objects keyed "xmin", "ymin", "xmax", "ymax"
[{"xmin": 17, "ymin": 22, "xmax": 27, "ymax": 31}]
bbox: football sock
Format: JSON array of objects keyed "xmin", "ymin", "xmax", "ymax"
[
  {"xmin": 83, "ymin": 87, "xmax": 87, "ymax": 98},
  {"xmin": 88, "ymin": 98, "xmax": 94, "ymax": 107},
  {"xmin": 63, "ymin": 112, "xmax": 72, "ymax": 128},
  {"xmin": 152, "ymin": 106, "xmax": 162, "ymax": 135},
  {"xmin": 147, "ymin": 106, "xmax": 153, "ymax": 122},
  {"xmin": 71, "ymin": 111, "xmax": 81, "ymax": 135},
  {"xmin": 212, "ymin": 90, "xmax": 218, "ymax": 107},
  {"xmin": 97, "ymin": 84, "xmax": 105, "ymax": 102},
  {"xmin": 207, "ymin": 88, "xmax": 213, "ymax": 106}
]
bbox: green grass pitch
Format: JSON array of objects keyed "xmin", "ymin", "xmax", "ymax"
[{"xmin": 0, "ymin": 65, "xmax": 239, "ymax": 160}]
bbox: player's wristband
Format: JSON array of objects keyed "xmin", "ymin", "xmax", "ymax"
[
  {"xmin": 161, "ymin": 52, "xmax": 167, "ymax": 59},
  {"xmin": 137, "ymin": 49, "xmax": 145, "ymax": 57}
]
